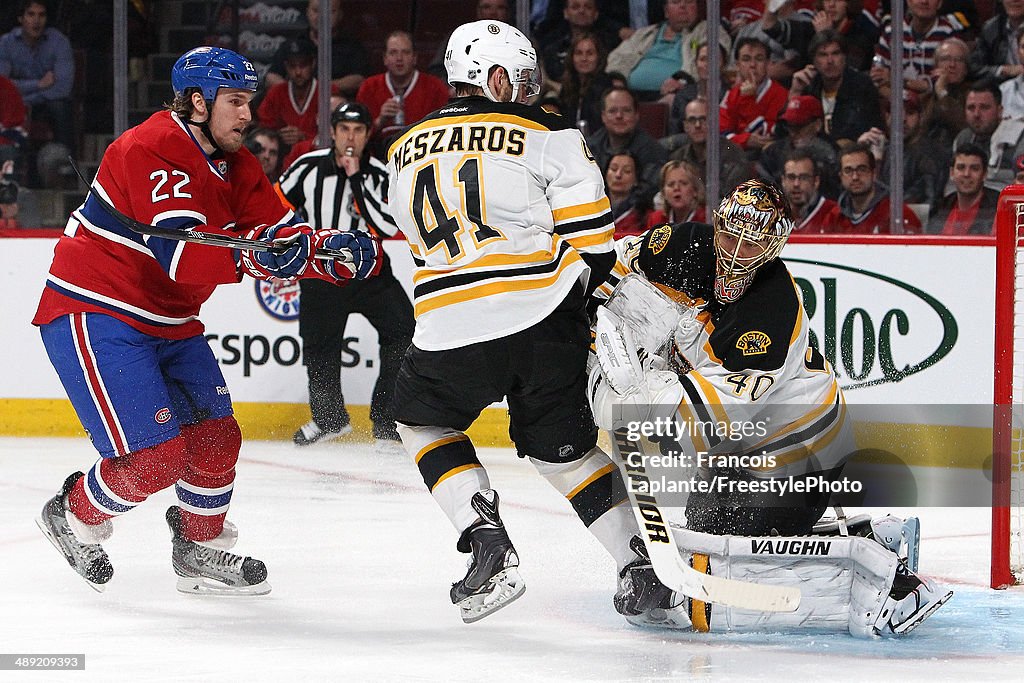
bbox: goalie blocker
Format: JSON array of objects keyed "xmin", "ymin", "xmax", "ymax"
[{"xmin": 629, "ymin": 522, "xmax": 952, "ymax": 637}]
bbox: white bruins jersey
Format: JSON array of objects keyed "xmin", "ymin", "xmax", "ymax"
[
  {"xmin": 386, "ymin": 96, "xmax": 614, "ymax": 350},
  {"xmin": 605, "ymin": 222, "xmax": 851, "ymax": 478}
]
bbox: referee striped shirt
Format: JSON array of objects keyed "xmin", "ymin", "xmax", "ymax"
[{"xmin": 276, "ymin": 148, "xmax": 400, "ymax": 238}]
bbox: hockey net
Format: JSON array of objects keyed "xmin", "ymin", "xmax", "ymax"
[{"xmin": 993, "ymin": 193, "xmax": 1024, "ymax": 588}]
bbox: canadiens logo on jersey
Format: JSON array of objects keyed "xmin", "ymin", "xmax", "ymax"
[
  {"xmin": 648, "ymin": 224, "xmax": 672, "ymax": 255},
  {"xmin": 155, "ymin": 407, "xmax": 172, "ymax": 424},
  {"xmin": 736, "ymin": 330, "xmax": 771, "ymax": 356}
]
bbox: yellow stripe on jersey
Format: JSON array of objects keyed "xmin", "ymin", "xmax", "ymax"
[
  {"xmin": 411, "ymin": 243, "xmax": 564, "ymax": 284},
  {"xmin": 414, "ymin": 433, "xmax": 471, "ymax": 464},
  {"xmin": 690, "ymin": 372, "xmax": 732, "ymax": 428},
  {"xmin": 752, "ymin": 397, "xmax": 848, "ymax": 471},
  {"xmin": 563, "ymin": 226, "xmax": 615, "ymax": 251},
  {"xmin": 745, "ymin": 380, "xmax": 839, "ymax": 458},
  {"xmin": 552, "ymin": 197, "xmax": 611, "ymax": 223},
  {"xmin": 414, "ymin": 249, "xmax": 583, "ymax": 317},
  {"xmin": 677, "ymin": 399, "xmax": 710, "ymax": 453}
]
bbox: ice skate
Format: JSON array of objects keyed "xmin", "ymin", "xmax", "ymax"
[
  {"xmin": 293, "ymin": 420, "xmax": 352, "ymax": 446},
  {"xmin": 450, "ymin": 490, "xmax": 525, "ymax": 623},
  {"xmin": 614, "ymin": 536, "xmax": 675, "ymax": 617},
  {"xmin": 36, "ymin": 472, "xmax": 113, "ymax": 592},
  {"xmin": 878, "ymin": 563, "xmax": 953, "ymax": 635},
  {"xmin": 166, "ymin": 506, "xmax": 271, "ymax": 596}
]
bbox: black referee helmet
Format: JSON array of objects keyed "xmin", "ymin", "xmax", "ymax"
[{"xmin": 331, "ymin": 102, "xmax": 372, "ymax": 127}]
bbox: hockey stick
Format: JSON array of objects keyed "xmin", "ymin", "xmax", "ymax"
[
  {"xmin": 608, "ymin": 427, "xmax": 802, "ymax": 613},
  {"xmin": 68, "ymin": 159, "xmax": 352, "ymax": 263}
]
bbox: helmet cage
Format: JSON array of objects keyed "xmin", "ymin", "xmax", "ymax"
[{"xmin": 712, "ymin": 180, "xmax": 793, "ymax": 303}]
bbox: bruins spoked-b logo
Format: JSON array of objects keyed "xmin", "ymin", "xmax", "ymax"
[
  {"xmin": 736, "ymin": 330, "xmax": 771, "ymax": 356},
  {"xmin": 648, "ymin": 224, "xmax": 672, "ymax": 255},
  {"xmin": 488, "ymin": 23, "xmax": 501, "ymax": 34}
]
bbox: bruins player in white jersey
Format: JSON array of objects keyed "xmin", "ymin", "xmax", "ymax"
[
  {"xmin": 588, "ymin": 180, "xmax": 952, "ymax": 636},
  {"xmin": 386, "ymin": 20, "xmax": 662, "ymax": 623}
]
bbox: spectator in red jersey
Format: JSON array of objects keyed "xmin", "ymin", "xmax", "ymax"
[
  {"xmin": 782, "ymin": 150, "xmax": 840, "ymax": 234},
  {"xmin": 719, "ymin": 37, "xmax": 788, "ymax": 158},
  {"xmin": 759, "ymin": 94, "xmax": 841, "ymax": 200},
  {"xmin": 926, "ymin": 143, "xmax": 1000, "ymax": 235},
  {"xmin": 265, "ymin": 0, "xmax": 369, "ymax": 96},
  {"xmin": 257, "ymin": 38, "xmax": 328, "ymax": 147},
  {"xmin": 646, "ymin": 159, "xmax": 705, "ymax": 227},
  {"xmin": 828, "ymin": 143, "xmax": 922, "ymax": 233},
  {"xmin": 605, "ymin": 151, "xmax": 648, "ymax": 235},
  {"xmin": 278, "ymin": 93, "xmax": 346, "ymax": 170},
  {"xmin": 356, "ymin": 30, "xmax": 449, "ymax": 150}
]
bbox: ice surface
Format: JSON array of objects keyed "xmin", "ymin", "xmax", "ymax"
[{"xmin": 2, "ymin": 437, "xmax": 1022, "ymax": 681}]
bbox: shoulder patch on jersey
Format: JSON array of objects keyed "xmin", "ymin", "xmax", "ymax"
[
  {"xmin": 736, "ymin": 330, "xmax": 771, "ymax": 356},
  {"xmin": 648, "ymin": 224, "xmax": 672, "ymax": 255}
]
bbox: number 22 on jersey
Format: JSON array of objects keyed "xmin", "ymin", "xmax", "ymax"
[{"xmin": 410, "ymin": 154, "xmax": 504, "ymax": 263}]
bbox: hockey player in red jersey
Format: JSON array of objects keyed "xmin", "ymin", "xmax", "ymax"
[{"xmin": 32, "ymin": 46, "xmax": 382, "ymax": 594}]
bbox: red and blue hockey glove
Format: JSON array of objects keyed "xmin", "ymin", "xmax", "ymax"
[
  {"xmin": 239, "ymin": 224, "xmax": 312, "ymax": 280},
  {"xmin": 309, "ymin": 230, "xmax": 382, "ymax": 282}
]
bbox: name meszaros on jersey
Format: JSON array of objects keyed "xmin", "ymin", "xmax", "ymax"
[
  {"xmin": 390, "ymin": 114, "xmax": 526, "ymax": 172},
  {"xmin": 385, "ymin": 97, "xmax": 614, "ymax": 351}
]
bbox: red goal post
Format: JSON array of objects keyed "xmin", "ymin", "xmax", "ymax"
[{"xmin": 993, "ymin": 189, "xmax": 1024, "ymax": 589}]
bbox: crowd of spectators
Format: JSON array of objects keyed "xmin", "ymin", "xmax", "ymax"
[{"xmin": 6, "ymin": 0, "xmax": 1024, "ymax": 236}]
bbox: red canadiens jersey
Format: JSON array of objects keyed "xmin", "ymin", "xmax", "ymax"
[{"xmin": 33, "ymin": 111, "xmax": 294, "ymax": 339}]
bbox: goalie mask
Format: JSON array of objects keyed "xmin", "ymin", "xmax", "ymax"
[
  {"xmin": 712, "ymin": 180, "xmax": 793, "ymax": 303},
  {"xmin": 445, "ymin": 20, "xmax": 541, "ymax": 103}
]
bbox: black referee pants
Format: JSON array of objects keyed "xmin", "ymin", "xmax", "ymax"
[{"xmin": 298, "ymin": 269, "xmax": 414, "ymax": 439}]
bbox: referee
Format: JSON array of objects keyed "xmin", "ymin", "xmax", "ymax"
[{"xmin": 277, "ymin": 102, "xmax": 413, "ymax": 450}]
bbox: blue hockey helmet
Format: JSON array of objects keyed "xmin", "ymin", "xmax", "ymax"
[{"xmin": 171, "ymin": 46, "xmax": 258, "ymax": 101}]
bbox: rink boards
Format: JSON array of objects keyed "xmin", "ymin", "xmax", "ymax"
[{"xmin": 0, "ymin": 236, "xmax": 999, "ymax": 462}]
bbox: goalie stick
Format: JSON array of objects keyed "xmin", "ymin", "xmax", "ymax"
[
  {"xmin": 608, "ymin": 428, "xmax": 802, "ymax": 612},
  {"xmin": 593, "ymin": 307, "xmax": 800, "ymax": 612},
  {"xmin": 68, "ymin": 158, "xmax": 352, "ymax": 263}
]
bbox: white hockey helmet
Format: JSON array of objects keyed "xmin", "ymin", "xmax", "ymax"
[
  {"xmin": 712, "ymin": 179, "xmax": 794, "ymax": 303},
  {"xmin": 445, "ymin": 20, "xmax": 541, "ymax": 103}
]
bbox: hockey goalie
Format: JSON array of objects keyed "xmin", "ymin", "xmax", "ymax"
[{"xmin": 587, "ymin": 179, "xmax": 952, "ymax": 637}]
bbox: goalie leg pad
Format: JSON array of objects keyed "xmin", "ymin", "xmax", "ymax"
[{"xmin": 634, "ymin": 527, "xmax": 902, "ymax": 637}]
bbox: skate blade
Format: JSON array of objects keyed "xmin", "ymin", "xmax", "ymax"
[
  {"xmin": 891, "ymin": 590, "xmax": 953, "ymax": 635},
  {"xmin": 456, "ymin": 567, "xmax": 526, "ymax": 624},
  {"xmin": 625, "ymin": 605, "xmax": 692, "ymax": 630},
  {"xmin": 175, "ymin": 576, "xmax": 272, "ymax": 596},
  {"xmin": 35, "ymin": 517, "xmax": 107, "ymax": 593}
]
